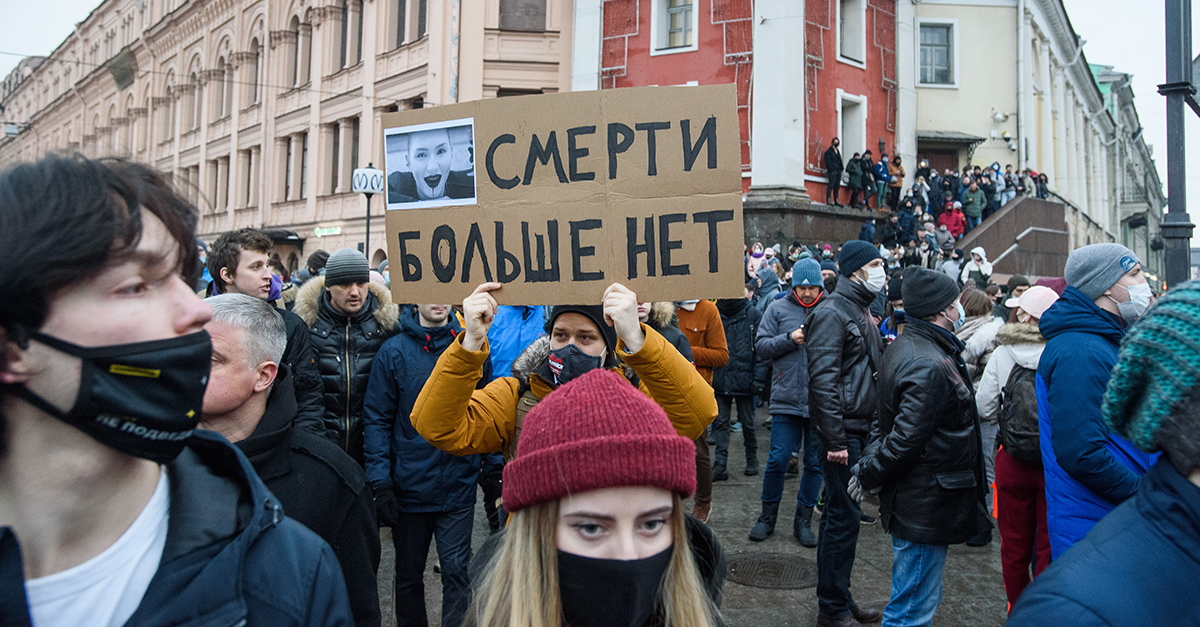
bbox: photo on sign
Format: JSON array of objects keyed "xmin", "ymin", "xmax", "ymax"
[{"xmin": 384, "ymin": 118, "xmax": 477, "ymax": 210}]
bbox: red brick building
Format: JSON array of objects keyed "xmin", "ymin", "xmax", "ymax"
[{"xmin": 584, "ymin": 0, "xmax": 898, "ymax": 242}]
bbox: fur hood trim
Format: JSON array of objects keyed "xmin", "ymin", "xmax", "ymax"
[
  {"xmin": 995, "ymin": 322, "xmax": 1047, "ymax": 347},
  {"xmin": 508, "ymin": 335, "xmax": 636, "ymax": 387},
  {"xmin": 292, "ymin": 275, "xmax": 400, "ymax": 329},
  {"xmin": 962, "ymin": 316, "xmax": 1003, "ymax": 359},
  {"xmin": 648, "ymin": 302, "xmax": 678, "ymax": 329}
]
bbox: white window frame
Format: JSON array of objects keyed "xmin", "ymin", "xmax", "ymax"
[
  {"xmin": 916, "ymin": 18, "xmax": 959, "ymax": 89},
  {"xmin": 650, "ymin": 0, "xmax": 699, "ymax": 57},
  {"xmin": 836, "ymin": 88, "xmax": 869, "ymax": 158},
  {"xmin": 836, "ymin": 0, "xmax": 867, "ymax": 70}
]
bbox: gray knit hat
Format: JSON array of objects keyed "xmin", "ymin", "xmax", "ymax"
[
  {"xmin": 792, "ymin": 258, "xmax": 824, "ymax": 288},
  {"xmin": 1064, "ymin": 243, "xmax": 1140, "ymax": 301},
  {"xmin": 324, "ymin": 248, "xmax": 370, "ymax": 286},
  {"xmin": 1104, "ymin": 281, "xmax": 1200, "ymax": 473}
]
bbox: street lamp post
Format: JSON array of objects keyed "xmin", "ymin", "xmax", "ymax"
[
  {"xmin": 352, "ymin": 162, "xmax": 386, "ymax": 257},
  {"xmin": 1159, "ymin": 0, "xmax": 1197, "ymax": 287}
]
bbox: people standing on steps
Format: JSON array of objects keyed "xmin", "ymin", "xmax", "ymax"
[{"xmin": 749, "ymin": 259, "xmax": 828, "ymax": 549}]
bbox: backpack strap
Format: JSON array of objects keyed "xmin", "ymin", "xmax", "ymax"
[{"xmin": 506, "ymin": 389, "xmax": 542, "ymax": 462}]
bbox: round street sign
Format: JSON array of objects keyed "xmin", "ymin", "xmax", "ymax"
[{"xmin": 352, "ymin": 167, "xmax": 385, "ymax": 195}]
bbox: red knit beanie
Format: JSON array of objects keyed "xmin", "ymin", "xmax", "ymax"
[{"xmin": 502, "ymin": 369, "xmax": 697, "ymax": 512}]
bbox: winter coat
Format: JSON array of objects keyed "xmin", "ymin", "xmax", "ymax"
[
  {"xmin": 806, "ymin": 280, "xmax": 883, "ymax": 451},
  {"xmin": 938, "ymin": 210, "xmax": 965, "ymax": 238},
  {"xmin": 961, "ymin": 188, "xmax": 987, "ymax": 218},
  {"xmin": 1037, "ymin": 287, "xmax": 1159, "ymax": 558},
  {"xmin": 676, "ymin": 299, "xmax": 730, "ymax": 385},
  {"xmin": 1007, "ymin": 461, "xmax": 1200, "ymax": 626},
  {"xmin": 0, "ymin": 430, "xmax": 355, "ymax": 626},
  {"xmin": 277, "ymin": 307, "xmax": 328, "ymax": 437},
  {"xmin": 753, "ymin": 265, "xmax": 782, "ymax": 311},
  {"xmin": 935, "ymin": 226, "xmax": 955, "ymax": 250},
  {"xmin": 645, "ymin": 302, "xmax": 696, "ymax": 363},
  {"xmin": 846, "ymin": 158, "xmax": 863, "ymax": 190},
  {"xmin": 959, "ymin": 249, "xmax": 993, "ymax": 289},
  {"xmin": 874, "ymin": 161, "xmax": 890, "ymax": 185},
  {"xmin": 858, "ymin": 319, "xmax": 991, "ymax": 545},
  {"xmin": 486, "ymin": 306, "xmax": 546, "ymax": 379},
  {"xmin": 236, "ymin": 368, "xmax": 381, "ymax": 627},
  {"xmin": 861, "ymin": 157, "xmax": 877, "ymax": 189},
  {"xmin": 363, "ymin": 309, "xmax": 488, "ymax": 513},
  {"xmin": 756, "ymin": 289, "xmax": 820, "ymax": 417},
  {"xmin": 975, "ymin": 323, "xmax": 1046, "ymax": 423},
  {"xmin": 712, "ymin": 299, "xmax": 767, "ymax": 396},
  {"xmin": 409, "ymin": 323, "xmax": 717, "ymax": 457},
  {"xmin": 888, "ymin": 162, "xmax": 905, "ymax": 189},
  {"xmin": 957, "ymin": 315, "xmax": 1003, "ymax": 387},
  {"xmin": 824, "ymin": 145, "xmax": 844, "ymax": 175},
  {"xmin": 897, "ymin": 211, "xmax": 918, "ymax": 244},
  {"xmin": 294, "ymin": 276, "xmax": 401, "ymax": 465},
  {"xmin": 878, "ymin": 221, "xmax": 902, "ymax": 249}
]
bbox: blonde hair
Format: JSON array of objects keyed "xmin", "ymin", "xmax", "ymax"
[{"xmin": 464, "ymin": 494, "xmax": 719, "ymax": 627}]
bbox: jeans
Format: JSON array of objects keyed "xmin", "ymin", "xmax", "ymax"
[
  {"xmin": 980, "ymin": 421, "xmax": 998, "ymax": 513},
  {"xmin": 1001, "ymin": 189, "xmax": 1017, "ymax": 206},
  {"xmin": 392, "ymin": 507, "xmax": 475, "ymax": 627},
  {"xmin": 827, "ymin": 172, "xmax": 843, "ymax": 205},
  {"xmin": 876, "ymin": 181, "xmax": 888, "ymax": 209},
  {"xmin": 965, "ymin": 215, "xmax": 982, "ymax": 232},
  {"xmin": 761, "ymin": 414, "xmax": 823, "ymax": 507},
  {"xmin": 713, "ymin": 394, "xmax": 758, "ymax": 468},
  {"xmin": 995, "ymin": 448, "xmax": 1051, "ymax": 609},
  {"xmin": 817, "ymin": 433, "xmax": 865, "ymax": 617},
  {"xmin": 882, "ymin": 536, "xmax": 949, "ymax": 627}
]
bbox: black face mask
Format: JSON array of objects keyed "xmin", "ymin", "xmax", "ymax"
[
  {"xmin": 10, "ymin": 331, "xmax": 212, "ymax": 464},
  {"xmin": 558, "ymin": 546, "xmax": 673, "ymax": 627},
  {"xmin": 545, "ymin": 344, "xmax": 604, "ymax": 386},
  {"xmin": 824, "ymin": 276, "xmax": 839, "ymax": 294}
]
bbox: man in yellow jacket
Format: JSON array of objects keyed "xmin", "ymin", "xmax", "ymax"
[{"xmin": 411, "ymin": 282, "xmax": 718, "ymax": 459}]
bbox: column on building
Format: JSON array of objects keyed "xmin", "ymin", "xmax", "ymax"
[
  {"xmin": 1038, "ymin": 41, "xmax": 1055, "ymax": 184},
  {"xmin": 748, "ymin": 0, "xmax": 808, "ymax": 200},
  {"xmin": 298, "ymin": 23, "xmax": 313, "ymax": 84},
  {"xmin": 217, "ymin": 156, "xmax": 230, "ymax": 212},
  {"xmin": 290, "ymin": 132, "xmax": 305, "ymax": 201},
  {"xmin": 337, "ymin": 117, "xmax": 355, "ymax": 193},
  {"xmin": 322, "ymin": 6, "xmax": 343, "ymax": 77},
  {"xmin": 1072, "ymin": 95, "xmax": 1085, "ymax": 210},
  {"xmin": 234, "ymin": 150, "xmax": 248, "ymax": 209},
  {"xmin": 275, "ymin": 137, "xmax": 290, "ymax": 201},
  {"xmin": 346, "ymin": 1, "xmax": 362, "ymax": 66},
  {"xmin": 1053, "ymin": 67, "xmax": 1068, "ymax": 197},
  {"xmin": 249, "ymin": 145, "xmax": 262, "ymax": 207},
  {"xmin": 320, "ymin": 123, "xmax": 337, "ymax": 195}
]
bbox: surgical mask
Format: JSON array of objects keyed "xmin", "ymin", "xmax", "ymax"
[
  {"xmin": 860, "ymin": 265, "xmax": 887, "ymax": 292},
  {"xmin": 1110, "ymin": 282, "xmax": 1153, "ymax": 322},
  {"xmin": 823, "ymin": 251, "xmax": 833, "ymax": 258},
  {"xmin": 10, "ymin": 331, "xmax": 212, "ymax": 464},
  {"xmin": 545, "ymin": 344, "xmax": 605, "ymax": 386},
  {"xmin": 558, "ymin": 547, "xmax": 673, "ymax": 627},
  {"xmin": 676, "ymin": 299, "xmax": 700, "ymax": 311},
  {"xmin": 951, "ymin": 302, "xmax": 966, "ymax": 331}
]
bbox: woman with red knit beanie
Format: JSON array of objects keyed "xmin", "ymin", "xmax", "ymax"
[{"xmin": 463, "ymin": 368, "xmax": 726, "ymax": 627}]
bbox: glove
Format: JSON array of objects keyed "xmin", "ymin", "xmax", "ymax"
[
  {"xmin": 751, "ymin": 382, "xmax": 765, "ymax": 396},
  {"xmin": 374, "ymin": 486, "xmax": 400, "ymax": 528},
  {"xmin": 847, "ymin": 475, "xmax": 866, "ymax": 503}
]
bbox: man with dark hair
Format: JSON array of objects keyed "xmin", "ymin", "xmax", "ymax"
[
  {"xmin": 294, "ymin": 248, "xmax": 401, "ymax": 465},
  {"xmin": 0, "ymin": 155, "xmax": 352, "ymax": 625},
  {"xmin": 825, "ymin": 137, "xmax": 845, "ymax": 207},
  {"xmin": 853, "ymin": 266, "xmax": 991, "ymax": 626},
  {"xmin": 207, "ymin": 228, "xmax": 326, "ymax": 437},
  {"xmin": 807, "ymin": 240, "xmax": 886, "ymax": 627},
  {"xmin": 200, "ymin": 294, "xmax": 380, "ymax": 627}
]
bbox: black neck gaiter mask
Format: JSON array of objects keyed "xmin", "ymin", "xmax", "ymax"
[
  {"xmin": 543, "ymin": 344, "xmax": 605, "ymax": 387},
  {"xmin": 558, "ymin": 546, "xmax": 673, "ymax": 627},
  {"xmin": 9, "ymin": 330, "xmax": 212, "ymax": 464}
]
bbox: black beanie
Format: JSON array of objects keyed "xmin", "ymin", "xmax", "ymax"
[
  {"xmin": 307, "ymin": 249, "xmax": 330, "ymax": 272},
  {"xmin": 545, "ymin": 305, "xmax": 618, "ymax": 355},
  {"xmin": 838, "ymin": 240, "xmax": 882, "ymax": 277},
  {"xmin": 902, "ymin": 266, "xmax": 960, "ymax": 320},
  {"xmin": 887, "ymin": 277, "xmax": 904, "ymax": 301}
]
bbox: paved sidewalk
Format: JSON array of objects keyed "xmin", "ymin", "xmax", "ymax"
[{"xmin": 377, "ymin": 405, "xmax": 1010, "ymax": 627}]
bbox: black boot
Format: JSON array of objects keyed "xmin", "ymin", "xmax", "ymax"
[
  {"xmin": 744, "ymin": 455, "xmax": 759, "ymax": 476},
  {"xmin": 748, "ymin": 502, "xmax": 780, "ymax": 542},
  {"xmin": 794, "ymin": 505, "xmax": 817, "ymax": 548},
  {"xmin": 712, "ymin": 463, "xmax": 729, "ymax": 482}
]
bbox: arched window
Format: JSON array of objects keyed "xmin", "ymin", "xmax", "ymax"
[
  {"xmin": 248, "ymin": 37, "xmax": 261, "ymax": 105},
  {"xmin": 290, "ymin": 16, "xmax": 301, "ymax": 87},
  {"xmin": 339, "ymin": 1, "xmax": 349, "ymax": 69},
  {"xmin": 214, "ymin": 58, "xmax": 227, "ymax": 119}
]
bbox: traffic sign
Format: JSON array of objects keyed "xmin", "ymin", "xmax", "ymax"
[{"xmin": 352, "ymin": 167, "xmax": 385, "ymax": 195}]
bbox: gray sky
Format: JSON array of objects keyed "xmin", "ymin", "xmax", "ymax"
[{"xmin": 2, "ymin": 0, "xmax": 1199, "ymax": 220}]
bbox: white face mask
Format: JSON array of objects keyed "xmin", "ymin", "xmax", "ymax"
[
  {"xmin": 860, "ymin": 265, "xmax": 887, "ymax": 292},
  {"xmin": 677, "ymin": 299, "xmax": 701, "ymax": 311},
  {"xmin": 1110, "ymin": 282, "xmax": 1152, "ymax": 321},
  {"xmin": 951, "ymin": 301, "xmax": 966, "ymax": 331}
]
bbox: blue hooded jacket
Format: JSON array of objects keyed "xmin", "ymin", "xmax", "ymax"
[
  {"xmin": 363, "ymin": 308, "xmax": 488, "ymax": 512},
  {"xmin": 1036, "ymin": 286, "xmax": 1158, "ymax": 558}
]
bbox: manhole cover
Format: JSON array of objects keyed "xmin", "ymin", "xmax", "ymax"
[{"xmin": 725, "ymin": 552, "xmax": 817, "ymax": 590}]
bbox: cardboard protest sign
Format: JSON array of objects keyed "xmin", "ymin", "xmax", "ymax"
[{"xmin": 381, "ymin": 84, "xmax": 744, "ymax": 305}]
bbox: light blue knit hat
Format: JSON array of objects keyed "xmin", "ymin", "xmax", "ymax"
[{"xmin": 1103, "ymin": 280, "xmax": 1200, "ymax": 473}]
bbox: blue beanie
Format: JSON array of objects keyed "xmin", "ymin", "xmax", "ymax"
[
  {"xmin": 838, "ymin": 240, "xmax": 881, "ymax": 277},
  {"xmin": 820, "ymin": 259, "xmax": 839, "ymax": 274},
  {"xmin": 792, "ymin": 258, "xmax": 823, "ymax": 288}
]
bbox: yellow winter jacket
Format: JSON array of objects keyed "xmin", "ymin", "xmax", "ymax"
[{"xmin": 410, "ymin": 323, "xmax": 717, "ymax": 456}]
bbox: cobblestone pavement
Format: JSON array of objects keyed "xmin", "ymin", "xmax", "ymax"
[{"xmin": 376, "ymin": 406, "xmax": 1010, "ymax": 627}]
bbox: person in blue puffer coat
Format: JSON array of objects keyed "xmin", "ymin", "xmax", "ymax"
[
  {"xmin": 1036, "ymin": 244, "xmax": 1158, "ymax": 559},
  {"xmin": 363, "ymin": 305, "xmax": 491, "ymax": 627}
]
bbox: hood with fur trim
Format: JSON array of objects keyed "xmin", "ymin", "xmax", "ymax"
[
  {"xmin": 646, "ymin": 302, "xmax": 679, "ymax": 330},
  {"xmin": 995, "ymin": 322, "xmax": 1047, "ymax": 347},
  {"xmin": 292, "ymin": 275, "xmax": 400, "ymax": 330}
]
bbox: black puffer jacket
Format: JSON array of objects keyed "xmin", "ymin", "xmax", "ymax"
[
  {"xmin": 806, "ymin": 279, "xmax": 882, "ymax": 451},
  {"xmin": 293, "ymin": 276, "xmax": 400, "ymax": 465},
  {"xmin": 857, "ymin": 319, "xmax": 991, "ymax": 545},
  {"xmin": 714, "ymin": 299, "xmax": 768, "ymax": 396}
]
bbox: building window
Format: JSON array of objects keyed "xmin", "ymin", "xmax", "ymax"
[
  {"xmin": 919, "ymin": 22, "xmax": 955, "ymax": 85},
  {"xmin": 417, "ymin": 0, "xmax": 427, "ymax": 38},
  {"xmin": 838, "ymin": 0, "xmax": 866, "ymax": 65},
  {"xmin": 285, "ymin": 139, "xmax": 294, "ymax": 200},
  {"xmin": 300, "ymin": 133, "xmax": 308, "ymax": 199},
  {"xmin": 350, "ymin": 117, "xmax": 360, "ymax": 171},
  {"xmin": 340, "ymin": 1, "xmax": 349, "ymax": 69},
  {"xmin": 331, "ymin": 124, "xmax": 341, "ymax": 191},
  {"xmin": 651, "ymin": 0, "xmax": 697, "ymax": 56},
  {"xmin": 499, "ymin": 0, "xmax": 547, "ymax": 32},
  {"xmin": 395, "ymin": 0, "xmax": 407, "ymax": 48},
  {"xmin": 290, "ymin": 17, "xmax": 302, "ymax": 86},
  {"xmin": 837, "ymin": 89, "xmax": 867, "ymax": 158}
]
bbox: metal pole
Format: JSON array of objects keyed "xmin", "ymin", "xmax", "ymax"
[
  {"xmin": 1159, "ymin": 0, "xmax": 1197, "ymax": 287},
  {"xmin": 364, "ymin": 194, "xmax": 372, "ymax": 256}
]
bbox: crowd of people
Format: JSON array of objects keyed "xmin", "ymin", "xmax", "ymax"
[{"xmin": 2, "ymin": 153, "xmax": 1197, "ymax": 627}]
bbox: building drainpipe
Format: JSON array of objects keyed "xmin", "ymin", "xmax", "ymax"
[
  {"xmin": 449, "ymin": 0, "xmax": 461, "ymax": 103},
  {"xmin": 1016, "ymin": 0, "xmax": 1026, "ymax": 170}
]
